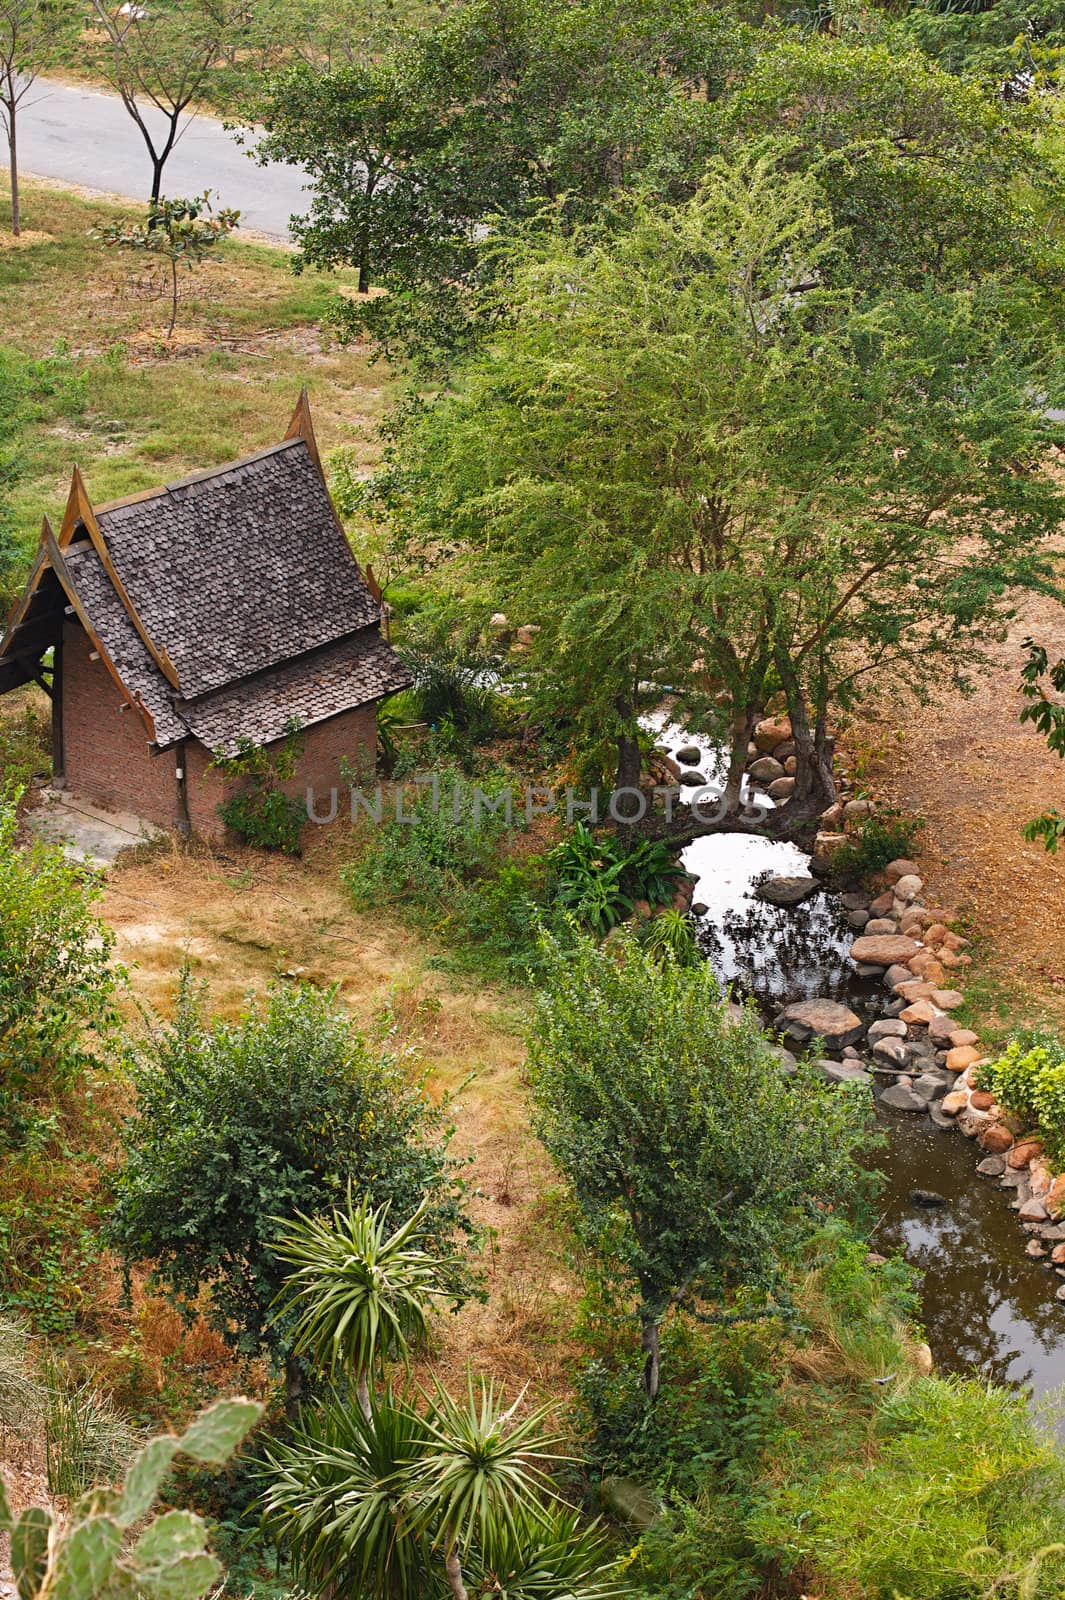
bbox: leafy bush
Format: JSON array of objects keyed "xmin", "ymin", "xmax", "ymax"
[
  {"xmin": 399, "ymin": 639, "xmax": 501, "ymax": 739},
  {"xmin": 214, "ymin": 723, "xmax": 306, "ymax": 855},
  {"xmin": 574, "ymin": 1320, "xmax": 779, "ymax": 1499},
  {"xmin": 636, "ymin": 909, "xmax": 699, "ymax": 966},
  {"xmin": 833, "ymin": 808, "xmax": 923, "ymax": 880},
  {"xmin": 548, "ymin": 824, "xmax": 683, "ymax": 934},
  {"xmin": 979, "ymin": 1038, "xmax": 1065, "ymax": 1165},
  {"xmin": 0, "ymin": 700, "xmax": 49, "ymax": 791},
  {"xmin": 0, "ymin": 790, "xmax": 119, "ymax": 1145},
  {"xmin": 107, "ymin": 976, "xmax": 476, "ymax": 1392}
]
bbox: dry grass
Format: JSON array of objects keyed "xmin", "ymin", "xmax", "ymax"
[{"xmin": 100, "ymin": 824, "xmax": 577, "ymax": 1407}]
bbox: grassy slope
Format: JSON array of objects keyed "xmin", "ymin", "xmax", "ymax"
[{"xmin": 0, "ymin": 183, "xmax": 385, "ymax": 561}]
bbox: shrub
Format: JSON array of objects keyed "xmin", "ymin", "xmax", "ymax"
[
  {"xmin": 548, "ymin": 824, "xmax": 683, "ymax": 935},
  {"xmin": 636, "ymin": 909, "xmax": 699, "ymax": 966},
  {"xmin": 399, "ymin": 639, "xmax": 501, "ymax": 739},
  {"xmin": 214, "ymin": 723, "xmax": 306, "ymax": 855},
  {"xmin": 0, "ymin": 1319, "xmax": 44, "ymax": 1440},
  {"xmin": 978, "ymin": 1036, "xmax": 1065, "ymax": 1165},
  {"xmin": 107, "ymin": 976, "xmax": 476, "ymax": 1403},
  {"xmin": 0, "ymin": 790, "xmax": 119, "ymax": 1145},
  {"xmin": 833, "ymin": 808, "xmax": 923, "ymax": 880},
  {"xmin": 0, "ymin": 700, "xmax": 49, "ymax": 791}
]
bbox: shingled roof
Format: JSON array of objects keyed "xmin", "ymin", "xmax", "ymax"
[{"xmin": 0, "ymin": 394, "xmax": 410, "ymax": 753}]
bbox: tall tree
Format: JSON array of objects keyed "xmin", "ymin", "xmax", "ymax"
[
  {"xmin": 0, "ymin": 0, "xmax": 79, "ymax": 236},
  {"xmin": 363, "ymin": 150, "xmax": 1065, "ymax": 835},
  {"xmin": 89, "ymin": 0, "xmax": 250, "ymax": 203},
  {"xmin": 527, "ymin": 928, "xmax": 875, "ymax": 1397}
]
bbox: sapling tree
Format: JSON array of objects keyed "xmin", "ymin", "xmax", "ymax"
[
  {"xmin": 93, "ymin": 192, "xmax": 239, "ymax": 339},
  {"xmin": 1019, "ymin": 638, "xmax": 1065, "ymax": 853},
  {"xmin": 0, "ymin": 0, "xmax": 79, "ymax": 236},
  {"xmin": 527, "ymin": 928, "xmax": 875, "ymax": 1398}
]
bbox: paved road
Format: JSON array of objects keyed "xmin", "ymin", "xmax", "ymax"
[{"xmin": 20, "ymin": 77, "xmax": 311, "ymax": 239}]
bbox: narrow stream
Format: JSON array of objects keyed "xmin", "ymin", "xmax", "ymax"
[{"xmin": 650, "ymin": 717, "xmax": 1065, "ymax": 1398}]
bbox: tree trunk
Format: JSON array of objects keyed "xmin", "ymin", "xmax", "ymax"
[
  {"xmin": 167, "ymin": 255, "xmax": 178, "ymax": 338},
  {"xmin": 151, "ymin": 155, "xmax": 165, "ymax": 206},
  {"xmin": 283, "ymin": 1354, "xmax": 304, "ymax": 1421},
  {"xmin": 357, "ymin": 227, "xmax": 370, "ymax": 294},
  {"xmin": 355, "ymin": 1370, "xmax": 371, "ymax": 1421},
  {"xmin": 613, "ymin": 696, "xmax": 642, "ymax": 804},
  {"xmin": 443, "ymin": 1538, "xmax": 468, "ymax": 1600},
  {"xmin": 640, "ymin": 1312, "xmax": 661, "ymax": 1401},
  {"xmin": 8, "ymin": 105, "xmax": 19, "ymax": 238}
]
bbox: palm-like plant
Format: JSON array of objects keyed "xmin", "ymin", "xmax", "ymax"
[
  {"xmin": 273, "ymin": 1192, "xmax": 456, "ymax": 1417},
  {"xmin": 410, "ymin": 1376, "xmax": 569, "ymax": 1600},
  {"xmin": 261, "ymin": 1389, "xmax": 433, "ymax": 1600},
  {"xmin": 471, "ymin": 1504, "xmax": 629, "ymax": 1600}
]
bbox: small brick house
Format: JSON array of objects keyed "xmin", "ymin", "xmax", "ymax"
[{"xmin": 0, "ymin": 394, "xmax": 410, "ymax": 837}]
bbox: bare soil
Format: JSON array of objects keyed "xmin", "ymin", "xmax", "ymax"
[{"xmin": 860, "ymin": 585, "xmax": 1065, "ymax": 1029}]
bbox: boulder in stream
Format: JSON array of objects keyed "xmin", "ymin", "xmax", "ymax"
[
  {"xmin": 775, "ymin": 998, "xmax": 864, "ymax": 1050},
  {"xmin": 756, "ymin": 875, "xmax": 819, "ymax": 908},
  {"xmin": 880, "ymin": 1083, "xmax": 929, "ymax": 1113},
  {"xmin": 850, "ymin": 933, "xmax": 921, "ymax": 965}
]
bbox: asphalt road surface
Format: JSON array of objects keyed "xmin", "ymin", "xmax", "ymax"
[{"xmin": 20, "ymin": 77, "xmax": 311, "ymax": 239}]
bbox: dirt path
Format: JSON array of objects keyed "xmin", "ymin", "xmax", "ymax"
[
  {"xmin": 101, "ymin": 833, "xmax": 573, "ymax": 1400},
  {"xmin": 865, "ymin": 587, "xmax": 1065, "ymax": 1029}
]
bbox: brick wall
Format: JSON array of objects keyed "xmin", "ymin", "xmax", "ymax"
[
  {"xmin": 61, "ymin": 620, "xmax": 378, "ymax": 840},
  {"xmin": 61, "ymin": 618, "xmax": 180, "ymax": 828}
]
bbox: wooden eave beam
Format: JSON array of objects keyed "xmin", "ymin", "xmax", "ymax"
[
  {"xmin": 283, "ymin": 387, "xmax": 376, "ymax": 594},
  {"xmin": 40, "ymin": 521, "xmax": 158, "ymax": 743},
  {"xmin": 60, "ymin": 466, "xmax": 181, "ymax": 691}
]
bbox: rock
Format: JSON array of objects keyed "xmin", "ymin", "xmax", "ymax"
[
  {"xmin": 941, "ymin": 1090, "xmax": 970, "ymax": 1115},
  {"xmin": 847, "ymin": 909, "xmax": 870, "ymax": 929},
  {"xmin": 866, "ymin": 1251, "xmax": 888, "ymax": 1267},
  {"xmin": 872, "ymin": 1037, "xmax": 910, "ymax": 1068},
  {"xmin": 868, "ymin": 1018, "xmax": 907, "ymax": 1040},
  {"xmin": 840, "ymin": 891, "xmax": 869, "ymax": 911},
  {"xmin": 674, "ymin": 745, "xmax": 702, "ymax": 765},
  {"xmin": 1026, "ymin": 1239, "xmax": 1049, "ymax": 1258},
  {"xmin": 1053, "ymin": 1244, "xmax": 1065, "ymax": 1265},
  {"xmin": 844, "ymin": 799, "xmax": 873, "ymax": 820},
  {"xmin": 813, "ymin": 832, "xmax": 848, "ymax": 864},
  {"xmin": 946, "ymin": 1045, "xmax": 981, "ymax": 1073},
  {"xmin": 899, "ymin": 999, "xmax": 944, "ymax": 1026},
  {"xmin": 775, "ymin": 998, "xmax": 864, "ymax": 1050},
  {"xmin": 957, "ymin": 1107, "xmax": 991, "ymax": 1137},
  {"xmin": 1008, "ymin": 1139, "xmax": 1044, "ymax": 1170},
  {"xmin": 515, "ymin": 623, "xmax": 540, "ymax": 644},
  {"xmin": 489, "ymin": 612, "xmax": 509, "ymax": 629},
  {"xmin": 880, "ymin": 1083, "xmax": 928, "ymax": 1112},
  {"xmin": 598, "ymin": 1476, "xmax": 660, "ymax": 1530},
  {"xmin": 865, "ymin": 917, "xmax": 898, "ymax": 937},
  {"xmin": 1056, "ymin": 1283, "xmax": 1065, "ymax": 1302},
  {"xmin": 977, "ymin": 1155, "xmax": 1007, "ymax": 1177},
  {"xmin": 754, "ymin": 717, "xmax": 791, "ymax": 753},
  {"xmin": 756, "ymin": 875, "xmax": 819, "ymax": 907},
  {"xmin": 978, "ymin": 1122, "xmax": 1015, "ymax": 1154},
  {"xmin": 820, "ymin": 802, "xmax": 843, "ymax": 828},
  {"xmin": 949, "ymin": 1028, "xmax": 980, "ymax": 1049},
  {"xmin": 884, "ymin": 998, "xmax": 908, "ymax": 1018},
  {"xmin": 928, "ymin": 1101, "xmax": 957, "ymax": 1129},
  {"xmin": 912, "ymin": 1342, "xmax": 934, "ymax": 1376},
  {"xmin": 1019, "ymin": 1195, "xmax": 1050, "ymax": 1222},
  {"xmin": 912, "ymin": 1072, "xmax": 949, "ymax": 1103},
  {"xmin": 842, "ymin": 1045, "xmax": 863, "ymax": 1060},
  {"xmin": 969, "ymin": 1090, "xmax": 995, "ymax": 1112},
  {"xmin": 928, "ymin": 1013, "xmax": 955, "ymax": 1045},
  {"xmin": 767, "ymin": 776, "xmax": 797, "ymax": 801},
  {"xmin": 885, "ymin": 858, "xmax": 920, "ymax": 883},
  {"xmin": 691, "ymin": 902, "xmax": 708, "ymax": 916},
  {"xmin": 910, "ymin": 1189, "xmax": 947, "ymax": 1207},
  {"xmin": 896, "ymin": 979, "xmax": 936, "ymax": 1001},
  {"xmin": 774, "ymin": 739, "xmax": 797, "ymax": 762},
  {"xmin": 869, "ymin": 891, "xmax": 896, "ymax": 917},
  {"xmin": 1030, "ymin": 1161, "xmax": 1053, "ymax": 1198},
  {"xmin": 885, "ymin": 963, "xmax": 913, "ymax": 990},
  {"xmin": 931, "ymin": 988, "xmax": 964, "ymax": 1011},
  {"xmin": 855, "ymin": 962, "xmax": 887, "ymax": 977},
  {"xmin": 749, "ymin": 755, "xmax": 785, "ymax": 783},
  {"xmin": 893, "ymin": 873, "xmax": 923, "ymax": 903},
  {"xmin": 768, "ymin": 1044, "xmax": 798, "ymax": 1075},
  {"xmin": 908, "ymin": 953, "xmax": 945, "ymax": 983},
  {"xmin": 850, "ymin": 934, "xmax": 921, "ymax": 966},
  {"xmin": 678, "ymin": 769, "xmax": 707, "ymax": 787},
  {"xmin": 923, "ymin": 922, "xmax": 949, "ymax": 946},
  {"xmin": 1046, "ymin": 1174, "xmax": 1065, "ymax": 1220},
  {"xmin": 819, "ymin": 1059, "xmax": 873, "ymax": 1087}
]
